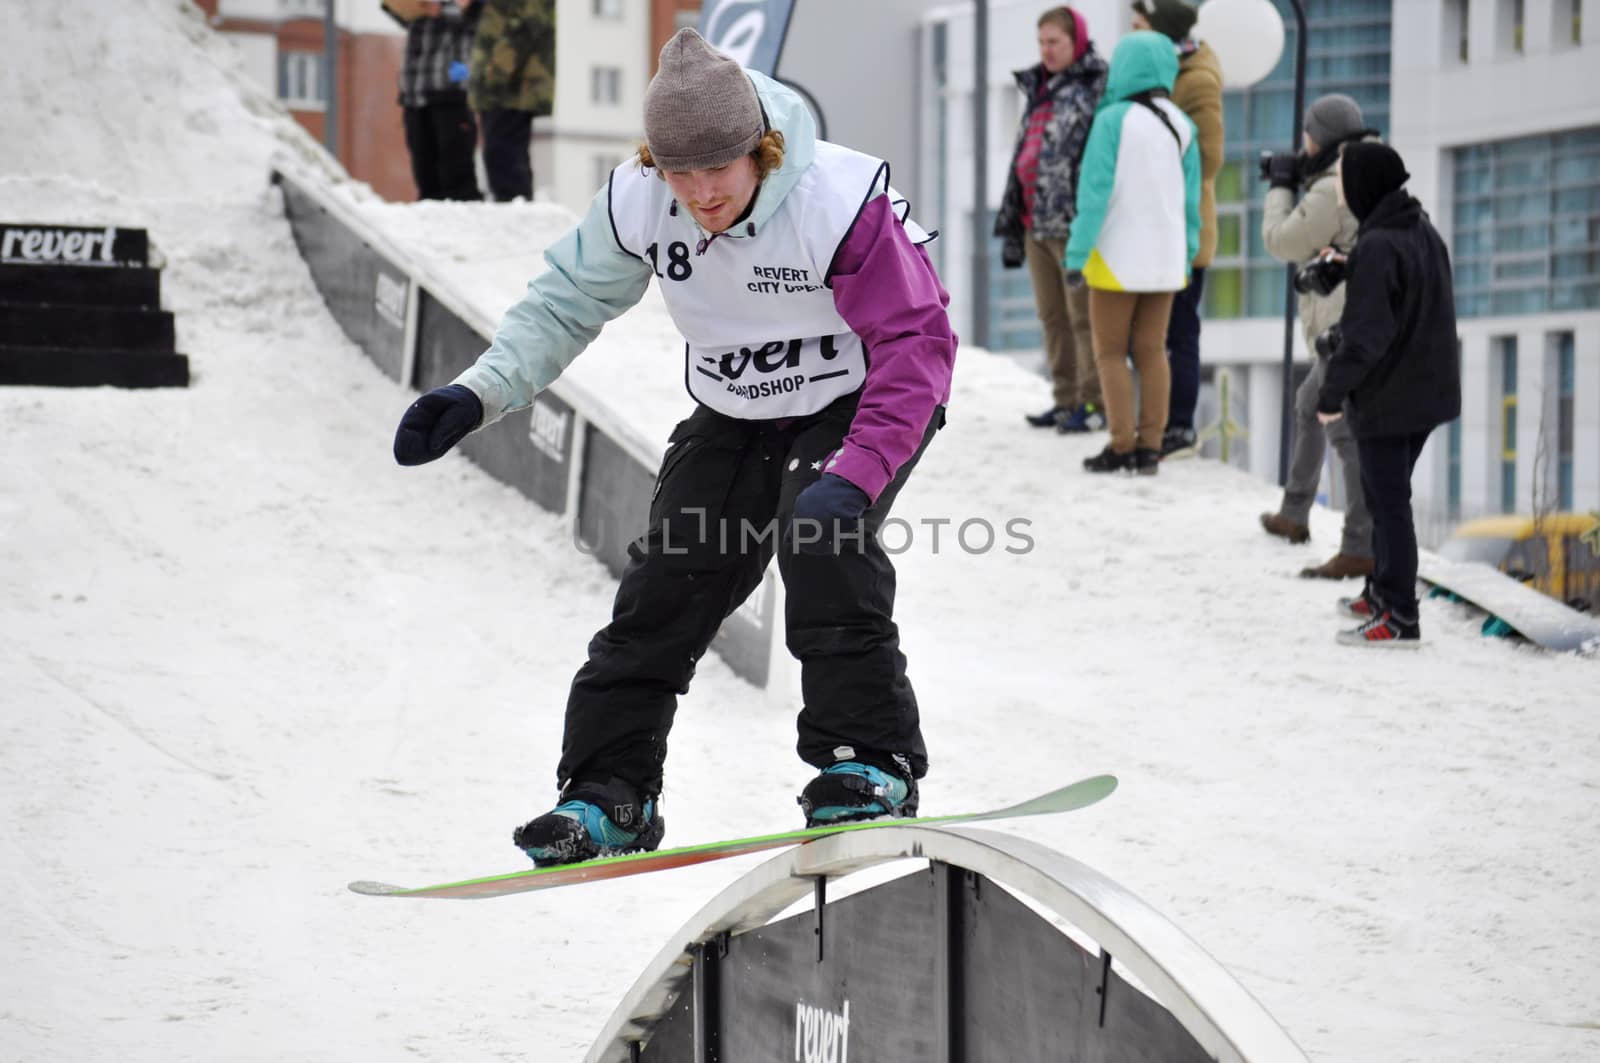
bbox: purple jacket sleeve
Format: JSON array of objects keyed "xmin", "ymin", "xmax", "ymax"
[{"xmin": 826, "ymin": 195, "xmax": 958, "ymax": 501}]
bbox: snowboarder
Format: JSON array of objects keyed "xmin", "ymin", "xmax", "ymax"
[{"xmin": 391, "ymin": 29, "xmax": 956, "ymax": 864}]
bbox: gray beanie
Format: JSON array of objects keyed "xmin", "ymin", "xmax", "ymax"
[
  {"xmin": 1303, "ymin": 94, "xmax": 1365, "ymax": 151},
  {"xmin": 644, "ymin": 29, "xmax": 765, "ymax": 171}
]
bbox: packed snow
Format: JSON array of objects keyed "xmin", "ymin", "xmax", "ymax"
[{"xmin": 2, "ymin": 3, "xmax": 1595, "ymax": 1061}]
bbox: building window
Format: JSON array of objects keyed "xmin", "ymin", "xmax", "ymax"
[
  {"xmin": 1452, "ymin": 127, "xmax": 1600, "ymax": 318},
  {"xmin": 278, "ymin": 51, "xmax": 325, "ymax": 111},
  {"xmin": 981, "ymin": 210, "xmax": 1045, "ymax": 350},
  {"xmin": 1555, "ymin": 0, "xmax": 1583, "ymax": 46},
  {"xmin": 1209, "ymin": 0, "xmax": 1392, "ymax": 322},
  {"xmin": 592, "ymin": 153, "xmax": 623, "ymax": 189},
  {"xmin": 592, "ymin": 0, "xmax": 623, "ymax": 18},
  {"xmin": 1498, "ymin": 0, "xmax": 1526, "ymax": 53},
  {"xmin": 1551, "ymin": 331, "xmax": 1576, "ymax": 509},
  {"xmin": 1445, "ymin": 0, "xmax": 1470, "ymax": 62},
  {"xmin": 1497, "ymin": 336, "xmax": 1518, "ymax": 512},
  {"xmin": 590, "ymin": 66, "xmax": 622, "ymax": 105}
]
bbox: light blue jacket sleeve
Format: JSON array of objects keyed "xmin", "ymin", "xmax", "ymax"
[
  {"xmin": 1182, "ymin": 114, "xmax": 1202, "ymax": 271},
  {"xmin": 453, "ymin": 180, "xmax": 653, "ymax": 424},
  {"xmin": 1064, "ymin": 105, "xmax": 1123, "ymax": 271}
]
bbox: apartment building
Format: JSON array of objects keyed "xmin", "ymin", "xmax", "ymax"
[{"xmin": 196, "ymin": 0, "xmax": 413, "ymax": 201}]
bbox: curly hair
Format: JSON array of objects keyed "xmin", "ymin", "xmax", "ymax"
[{"xmin": 636, "ymin": 129, "xmax": 787, "ymax": 181}]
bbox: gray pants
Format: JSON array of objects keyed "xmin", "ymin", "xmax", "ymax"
[{"xmin": 1282, "ymin": 355, "xmax": 1373, "ymax": 558}]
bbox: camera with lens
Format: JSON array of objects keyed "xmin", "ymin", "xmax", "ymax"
[
  {"xmin": 1314, "ymin": 323, "xmax": 1343, "ymax": 359},
  {"xmin": 1294, "ymin": 252, "xmax": 1348, "ymax": 297},
  {"xmin": 1258, "ymin": 150, "xmax": 1302, "ymax": 187}
]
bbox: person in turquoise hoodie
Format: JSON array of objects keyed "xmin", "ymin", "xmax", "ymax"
[{"xmin": 1064, "ymin": 30, "xmax": 1200, "ymax": 475}]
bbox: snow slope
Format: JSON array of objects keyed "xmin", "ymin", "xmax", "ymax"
[{"xmin": 2, "ymin": 3, "xmax": 1596, "ymax": 1062}]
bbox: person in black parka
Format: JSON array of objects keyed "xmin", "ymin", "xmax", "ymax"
[{"xmin": 1317, "ymin": 141, "xmax": 1460, "ymax": 647}]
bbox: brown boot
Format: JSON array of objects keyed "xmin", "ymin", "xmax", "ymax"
[
  {"xmin": 1259, "ymin": 512, "xmax": 1310, "ymax": 544},
  {"xmin": 1299, "ymin": 553, "xmax": 1375, "ymax": 580}
]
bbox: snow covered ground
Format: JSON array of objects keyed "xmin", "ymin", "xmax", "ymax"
[{"xmin": 2, "ymin": 3, "xmax": 1596, "ymax": 1061}]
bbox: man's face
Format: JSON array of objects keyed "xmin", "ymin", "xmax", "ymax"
[
  {"xmin": 1131, "ymin": 12, "xmax": 1151, "ymax": 31},
  {"xmin": 1038, "ymin": 22, "xmax": 1076, "ymax": 73},
  {"xmin": 663, "ymin": 155, "xmax": 760, "ymax": 234}
]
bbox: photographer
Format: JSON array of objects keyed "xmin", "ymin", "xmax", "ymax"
[
  {"xmin": 1317, "ymin": 142, "xmax": 1460, "ymax": 647},
  {"xmin": 1256, "ymin": 94, "xmax": 1375, "ymax": 580}
]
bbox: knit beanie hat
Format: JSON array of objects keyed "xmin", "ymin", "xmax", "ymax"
[
  {"xmin": 1132, "ymin": 0, "xmax": 1197, "ymax": 42},
  {"xmin": 644, "ymin": 28, "xmax": 765, "ymax": 171},
  {"xmin": 1341, "ymin": 141, "xmax": 1410, "ymax": 222},
  {"xmin": 1304, "ymin": 94, "xmax": 1365, "ymax": 151}
]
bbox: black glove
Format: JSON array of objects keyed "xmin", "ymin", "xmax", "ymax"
[
  {"xmin": 1000, "ymin": 235, "xmax": 1025, "ymax": 270},
  {"xmin": 1065, "ymin": 269, "xmax": 1086, "ymax": 290},
  {"xmin": 393, "ymin": 384, "xmax": 483, "ymax": 466},
  {"xmin": 1259, "ymin": 150, "xmax": 1301, "ymax": 190},
  {"xmin": 789, "ymin": 473, "xmax": 871, "ymax": 556}
]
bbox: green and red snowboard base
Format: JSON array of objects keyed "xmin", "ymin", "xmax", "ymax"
[{"xmin": 349, "ymin": 773, "xmax": 1116, "ymax": 900}]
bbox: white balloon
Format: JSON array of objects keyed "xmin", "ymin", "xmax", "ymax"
[{"xmin": 1195, "ymin": 0, "xmax": 1288, "ymax": 90}]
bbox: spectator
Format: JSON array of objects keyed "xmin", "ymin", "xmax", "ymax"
[
  {"xmin": 1065, "ymin": 30, "xmax": 1200, "ymax": 476},
  {"xmin": 996, "ymin": 7, "xmax": 1109, "ymax": 435},
  {"xmin": 385, "ymin": 0, "xmax": 483, "ymax": 201},
  {"xmin": 1130, "ymin": 0, "xmax": 1222, "ymax": 459},
  {"xmin": 468, "ymin": 0, "xmax": 555, "ymax": 202},
  {"xmin": 391, "ymin": 29, "xmax": 956, "ymax": 863},
  {"xmin": 1318, "ymin": 142, "xmax": 1461, "ymax": 647},
  {"xmin": 1258, "ymin": 94, "xmax": 1377, "ymax": 581}
]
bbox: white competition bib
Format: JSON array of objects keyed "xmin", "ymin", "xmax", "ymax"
[{"xmin": 608, "ymin": 141, "xmax": 930, "ymax": 419}]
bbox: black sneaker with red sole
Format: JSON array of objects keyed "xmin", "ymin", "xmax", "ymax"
[{"xmin": 1337, "ymin": 609, "xmax": 1421, "ymax": 648}]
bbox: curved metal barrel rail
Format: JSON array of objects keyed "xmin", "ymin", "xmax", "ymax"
[{"xmin": 585, "ymin": 825, "xmax": 1308, "ymax": 1063}]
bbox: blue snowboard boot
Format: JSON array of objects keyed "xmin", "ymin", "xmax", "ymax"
[
  {"xmin": 798, "ymin": 761, "xmax": 919, "ymax": 827},
  {"xmin": 513, "ymin": 777, "xmax": 665, "ymax": 867}
]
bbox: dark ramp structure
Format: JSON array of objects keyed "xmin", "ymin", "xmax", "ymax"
[{"xmin": 0, "ymin": 222, "xmax": 188, "ymax": 388}]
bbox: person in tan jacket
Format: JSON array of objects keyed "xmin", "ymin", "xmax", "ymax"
[
  {"xmin": 1131, "ymin": 0, "xmax": 1221, "ymax": 458},
  {"xmin": 1257, "ymin": 94, "xmax": 1377, "ymax": 580}
]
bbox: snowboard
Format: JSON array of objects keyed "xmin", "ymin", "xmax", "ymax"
[
  {"xmin": 1417, "ymin": 554, "xmax": 1600, "ymax": 652},
  {"xmin": 348, "ymin": 773, "xmax": 1117, "ymax": 900}
]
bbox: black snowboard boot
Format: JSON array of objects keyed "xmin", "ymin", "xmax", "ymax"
[
  {"xmin": 513, "ymin": 776, "xmax": 665, "ymax": 867},
  {"xmin": 798, "ymin": 760, "xmax": 919, "ymax": 827}
]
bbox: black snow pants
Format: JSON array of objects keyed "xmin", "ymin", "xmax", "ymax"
[{"xmin": 556, "ymin": 393, "xmax": 943, "ymax": 800}]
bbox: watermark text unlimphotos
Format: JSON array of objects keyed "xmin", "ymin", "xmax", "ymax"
[{"xmin": 571, "ymin": 508, "xmax": 1035, "ymax": 557}]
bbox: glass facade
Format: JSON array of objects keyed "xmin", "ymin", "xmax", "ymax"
[
  {"xmin": 1207, "ymin": 0, "xmax": 1393, "ymax": 320},
  {"xmin": 1452, "ymin": 128, "xmax": 1600, "ymax": 317}
]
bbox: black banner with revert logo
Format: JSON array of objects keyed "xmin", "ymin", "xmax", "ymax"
[{"xmin": 0, "ymin": 223, "xmax": 148, "ymax": 267}]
